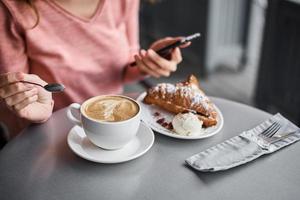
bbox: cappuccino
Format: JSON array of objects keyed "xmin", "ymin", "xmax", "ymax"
[{"xmin": 84, "ymin": 96, "xmax": 139, "ymax": 122}]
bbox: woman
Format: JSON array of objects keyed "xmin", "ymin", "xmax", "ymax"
[{"xmin": 0, "ymin": 0, "xmax": 189, "ymax": 140}]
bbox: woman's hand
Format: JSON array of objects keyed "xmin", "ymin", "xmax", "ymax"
[
  {"xmin": 134, "ymin": 37, "xmax": 190, "ymax": 78},
  {"xmin": 0, "ymin": 72, "xmax": 54, "ymax": 123}
]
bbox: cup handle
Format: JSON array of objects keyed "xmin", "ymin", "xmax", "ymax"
[{"xmin": 67, "ymin": 103, "xmax": 82, "ymax": 127}]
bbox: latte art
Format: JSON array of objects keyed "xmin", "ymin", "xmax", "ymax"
[{"xmin": 84, "ymin": 96, "xmax": 139, "ymax": 122}]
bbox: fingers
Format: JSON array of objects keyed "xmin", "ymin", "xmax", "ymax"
[
  {"xmin": 180, "ymin": 41, "xmax": 191, "ymax": 48},
  {"xmin": 135, "ymin": 48, "xmax": 181, "ymax": 78},
  {"xmin": 170, "ymin": 47, "xmax": 183, "ymax": 64},
  {"xmin": 6, "ymin": 94, "xmax": 38, "ymax": 120},
  {"xmin": 141, "ymin": 50, "xmax": 173, "ymax": 77},
  {"xmin": 0, "ymin": 82, "xmax": 34, "ymax": 99},
  {"xmin": 147, "ymin": 49, "xmax": 177, "ymax": 72},
  {"xmin": 134, "ymin": 54, "xmax": 160, "ymax": 78},
  {"xmin": 150, "ymin": 36, "xmax": 192, "ymax": 51},
  {"xmin": 23, "ymin": 73, "xmax": 47, "ymax": 86},
  {"xmin": 136, "ymin": 49, "xmax": 174, "ymax": 78},
  {"xmin": 0, "ymin": 72, "xmax": 23, "ymax": 87},
  {"xmin": 135, "ymin": 35, "xmax": 192, "ymax": 78},
  {"xmin": 13, "ymin": 95, "xmax": 39, "ymax": 111},
  {"xmin": 0, "ymin": 72, "xmax": 47, "ymax": 88},
  {"xmin": 4, "ymin": 88, "xmax": 38, "ymax": 107},
  {"xmin": 150, "ymin": 37, "xmax": 181, "ymax": 51}
]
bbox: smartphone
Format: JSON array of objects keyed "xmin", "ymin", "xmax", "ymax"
[{"xmin": 130, "ymin": 32, "xmax": 201, "ymax": 66}]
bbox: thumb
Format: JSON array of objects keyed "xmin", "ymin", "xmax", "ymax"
[
  {"xmin": 22, "ymin": 74, "xmax": 47, "ymax": 86},
  {"xmin": 170, "ymin": 47, "xmax": 182, "ymax": 63},
  {"xmin": 180, "ymin": 41, "xmax": 191, "ymax": 48}
]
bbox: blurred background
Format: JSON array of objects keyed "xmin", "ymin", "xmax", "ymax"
[{"xmin": 124, "ymin": 0, "xmax": 300, "ymax": 126}]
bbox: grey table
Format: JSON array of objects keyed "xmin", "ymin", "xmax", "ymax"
[{"xmin": 1, "ymin": 97, "xmax": 300, "ymax": 200}]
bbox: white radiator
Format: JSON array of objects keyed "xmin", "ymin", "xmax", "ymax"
[{"xmin": 205, "ymin": 0, "xmax": 248, "ymax": 72}]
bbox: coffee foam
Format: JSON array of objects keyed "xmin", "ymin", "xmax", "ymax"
[{"xmin": 84, "ymin": 96, "xmax": 139, "ymax": 122}]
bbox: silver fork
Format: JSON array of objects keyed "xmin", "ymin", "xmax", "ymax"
[
  {"xmin": 258, "ymin": 122, "xmax": 298, "ymax": 144},
  {"xmin": 259, "ymin": 121, "xmax": 281, "ymax": 138}
]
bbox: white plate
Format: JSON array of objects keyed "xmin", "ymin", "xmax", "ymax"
[
  {"xmin": 136, "ymin": 92, "xmax": 224, "ymax": 140},
  {"xmin": 67, "ymin": 122, "xmax": 155, "ymax": 163}
]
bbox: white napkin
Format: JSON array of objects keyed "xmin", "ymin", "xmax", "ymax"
[{"xmin": 185, "ymin": 113, "xmax": 300, "ymax": 172}]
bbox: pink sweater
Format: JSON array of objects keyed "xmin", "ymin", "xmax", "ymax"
[{"xmin": 0, "ymin": 0, "xmax": 142, "ymax": 137}]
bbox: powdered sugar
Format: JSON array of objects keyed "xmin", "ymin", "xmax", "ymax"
[
  {"xmin": 150, "ymin": 82, "xmax": 211, "ymax": 112},
  {"xmin": 153, "ymin": 83, "xmax": 176, "ymax": 93}
]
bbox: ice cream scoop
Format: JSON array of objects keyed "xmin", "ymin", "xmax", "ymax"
[{"xmin": 172, "ymin": 112, "xmax": 203, "ymax": 136}]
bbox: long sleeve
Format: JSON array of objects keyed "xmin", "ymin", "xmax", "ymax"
[
  {"xmin": 123, "ymin": 0, "xmax": 147, "ymax": 83},
  {"xmin": 126, "ymin": 0, "xmax": 140, "ymax": 58},
  {"xmin": 0, "ymin": 2, "xmax": 29, "ymax": 73},
  {"xmin": 0, "ymin": 2, "xmax": 30, "ymax": 139}
]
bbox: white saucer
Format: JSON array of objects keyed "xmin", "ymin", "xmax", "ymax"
[{"xmin": 67, "ymin": 122, "xmax": 155, "ymax": 164}]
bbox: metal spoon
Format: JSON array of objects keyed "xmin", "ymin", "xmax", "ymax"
[{"xmin": 21, "ymin": 81, "xmax": 65, "ymax": 93}]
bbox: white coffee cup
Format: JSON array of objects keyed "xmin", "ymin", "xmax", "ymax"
[{"xmin": 67, "ymin": 95, "xmax": 141, "ymax": 150}]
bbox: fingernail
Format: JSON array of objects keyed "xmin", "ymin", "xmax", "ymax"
[
  {"xmin": 141, "ymin": 49, "xmax": 147, "ymax": 56},
  {"xmin": 148, "ymin": 49, "xmax": 155, "ymax": 55}
]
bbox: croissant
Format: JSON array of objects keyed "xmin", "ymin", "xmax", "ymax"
[{"xmin": 143, "ymin": 75, "xmax": 218, "ymax": 127}]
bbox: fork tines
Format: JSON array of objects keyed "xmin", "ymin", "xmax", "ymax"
[{"xmin": 260, "ymin": 122, "xmax": 281, "ymax": 138}]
